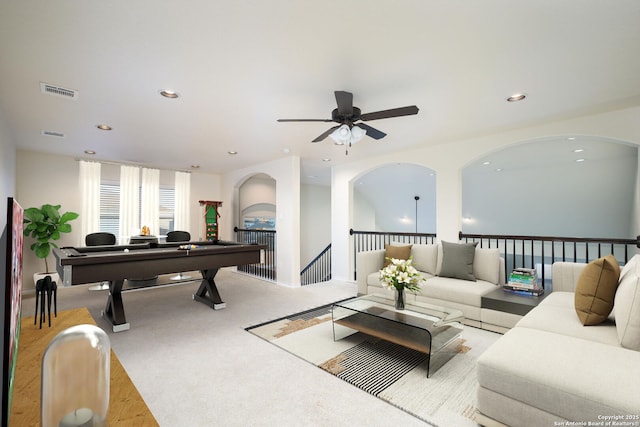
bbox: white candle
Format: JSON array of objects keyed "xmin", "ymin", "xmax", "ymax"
[{"xmin": 58, "ymin": 408, "xmax": 94, "ymax": 427}]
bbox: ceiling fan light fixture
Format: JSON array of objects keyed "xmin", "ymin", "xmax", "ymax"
[{"xmin": 330, "ymin": 124, "xmax": 366, "ymax": 146}]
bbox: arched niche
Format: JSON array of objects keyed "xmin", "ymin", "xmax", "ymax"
[
  {"xmin": 238, "ymin": 173, "xmax": 276, "ymax": 230},
  {"xmin": 461, "ymin": 135, "xmax": 638, "ymax": 238},
  {"xmin": 352, "ymin": 163, "xmax": 436, "ymax": 233}
]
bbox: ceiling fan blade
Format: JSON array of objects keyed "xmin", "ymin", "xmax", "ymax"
[
  {"xmin": 356, "ymin": 123, "xmax": 386, "ymax": 140},
  {"xmin": 312, "ymin": 125, "xmax": 340, "ymax": 142},
  {"xmin": 277, "ymin": 118, "xmax": 333, "ymax": 122},
  {"xmin": 359, "ymin": 105, "xmax": 419, "ymax": 121},
  {"xmin": 334, "ymin": 91, "xmax": 353, "ymax": 116}
]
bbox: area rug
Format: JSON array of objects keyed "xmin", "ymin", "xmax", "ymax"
[{"xmin": 246, "ymin": 300, "xmax": 501, "ymax": 427}]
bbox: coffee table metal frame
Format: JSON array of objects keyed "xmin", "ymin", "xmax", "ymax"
[{"xmin": 331, "ymin": 293, "xmax": 464, "ymax": 377}]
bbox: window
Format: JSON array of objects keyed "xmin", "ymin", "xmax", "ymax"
[
  {"xmin": 100, "ymin": 182, "xmax": 120, "ymax": 236},
  {"xmin": 158, "ymin": 186, "xmax": 175, "ymax": 235},
  {"xmin": 99, "ymin": 182, "xmax": 175, "ymax": 237}
]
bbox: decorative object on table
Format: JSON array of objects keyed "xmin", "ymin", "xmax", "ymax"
[
  {"xmin": 379, "ymin": 257, "xmax": 424, "ymax": 309},
  {"xmin": 41, "ymin": 324, "xmax": 110, "ymax": 427},
  {"xmin": 504, "ymin": 267, "xmax": 543, "ymax": 296},
  {"xmin": 34, "ymin": 275, "xmax": 57, "ymax": 328},
  {"xmin": 141, "ymin": 225, "xmax": 150, "ymax": 236},
  {"xmin": 23, "ymin": 204, "xmax": 78, "ymax": 285}
]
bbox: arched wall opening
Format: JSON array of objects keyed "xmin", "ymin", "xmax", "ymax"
[
  {"xmin": 352, "ymin": 163, "xmax": 437, "ymax": 234},
  {"xmin": 238, "ymin": 173, "xmax": 276, "ymax": 230},
  {"xmin": 461, "ymin": 135, "xmax": 639, "ymax": 238}
]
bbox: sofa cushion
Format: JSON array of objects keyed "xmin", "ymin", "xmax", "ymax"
[
  {"xmin": 383, "ymin": 244, "xmax": 412, "ymax": 266},
  {"xmin": 439, "ymin": 241, "xmax": 477, "ymax": 281},
  {"xmin": 421, "ymin": 276, "xmax": 496, "ymax": 307},
  {"xmin": 517, "ymin": 292, "xmax": 620, "ymax": 346},
  {"xmin": 615, "ymin": 255, "xmax": 640, "ymax": 351},
  {"xmin": 473, "ymin": 248, "xmax": 501, "ymax": 285},
  {"xmin": 477, "ymin": 327, "xmax": 640, "ymax": 423},
  {"xmin": 410, "ymin": 244, "xmax": 438, "ymax": 275},
  {"xmin": 574, "ymin": 255, "xmax": 620, "ymax": 325}
]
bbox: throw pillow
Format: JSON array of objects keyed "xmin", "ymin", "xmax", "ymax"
[
  {"xmin": 439, "ymin": 241, "xmax": 478, "ymax": 281},
  {"xmin": 384, "ymin": 244, "xmax": 412, "ymax": 266},
  {"xmin": 410, "ymin": 244, "xmax": 438, "ymax": 275},
  {"xmin": 473, "ymin": 248, "xmax": 501, "ymax": 285},
  {"xmin": 574, "ymin": 254, "xmax": 621, "ymax": 326},
  {"xmin": 614, "ymin": 255, "xmax": 640, "ymax": 351}
]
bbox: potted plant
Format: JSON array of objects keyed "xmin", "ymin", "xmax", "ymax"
[{"xmin": 23, "ymin": 204, "xmax": 79, "ymax": 283}]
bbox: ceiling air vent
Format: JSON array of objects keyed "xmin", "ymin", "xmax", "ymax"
[
  {"xmin": 41, "ymin": 130, "xmax": 65, "ymax": 138},
  {"xmin": 40, "ymin": 82, "xmax": 79, "ymax": 100}
]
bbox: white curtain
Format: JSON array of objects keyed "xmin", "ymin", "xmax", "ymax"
[
  {"xmin": 119, "ymin": 165, "xmax": 140, "ymax": 243},
  {"xmin": 141, "ymin": 168, "xmax": 160, "ymax": 236},
  {"xmin": 78, "ymin": 160, "xmax": 101, "ymax": 245},
  {"xmin": 174, "ymin": 171, "xmax": 191, "ymax": 232}
]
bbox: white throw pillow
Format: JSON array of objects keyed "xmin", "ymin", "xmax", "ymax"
[
  {"xmin": 474, "ymin": 248, "xmax": 501, "ymax": 285},
  {"xmin": 410, "ymin": 244, "xmax": 438, "ymax": 275},
  {"xmin": 615, "ymin": 256, "xmax": 640, "ymax": 351}
]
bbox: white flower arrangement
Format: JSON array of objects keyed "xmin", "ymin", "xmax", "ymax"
[{"xmin": 379, "ymin": 257, "xmax": 424, "ymax": 293}]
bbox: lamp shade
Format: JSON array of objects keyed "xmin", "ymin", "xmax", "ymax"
[{"xmin": 329, "ymin": 124, "xmax": 366, "ymax": 146}]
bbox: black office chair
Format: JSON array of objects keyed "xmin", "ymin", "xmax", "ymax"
[
  {"xmin": 166, "ymin": 231, "xmax": 192, "ymax": 280},
  {"xmin": 85, "ymin": 232, "xmax": 117, "ymax": 246},
  {"xmin": 166, "ymin": 230, "xmax": 191, "ymax": 243},
  {"xmin": 85, "ymin": 232, "xmax": 116, "ymax": 290}
]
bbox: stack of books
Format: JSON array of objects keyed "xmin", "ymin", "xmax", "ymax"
[{"xmin": 504, "ymin": 267, "xmax": 544, "ymax": 296}]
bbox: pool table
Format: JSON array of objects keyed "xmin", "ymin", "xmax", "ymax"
[{"xmin": 53, "ymin": 240, "xmax": 265, "ymax": 332}]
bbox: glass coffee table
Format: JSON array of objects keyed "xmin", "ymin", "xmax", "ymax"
[{"xmin": 332, "ymin": 293, "xmax": 464, "ymax": 377}]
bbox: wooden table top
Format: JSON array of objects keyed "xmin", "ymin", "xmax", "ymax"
[{"xmin": 9, "ymin": 308, "xmax": 158, "ymax": 426}]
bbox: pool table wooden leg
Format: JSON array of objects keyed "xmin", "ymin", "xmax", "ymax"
[
  {"xmin": 102, "ymin": 279, "xmax": 130, "ymax": 332},
  {"xmin": 193, "ymin": 268, "xmax": 226, "ymax": 309}
]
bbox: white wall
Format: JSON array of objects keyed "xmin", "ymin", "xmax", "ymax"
[
  {"xmin": 16, "ymin": 151, "xmax": 81, "ymax": 288},
  {"xmin": 0, "ymin": 112, "xmax": 16, "ymax": 230},
  {"xmin": 331, "ymin": 105, "xmax": 640, "ymax": 281},
  {"xmin": 15, "ymin": 151, "xmax": 222, "ymax": 290},
  {"xmin": 300, "ymin": 184, "xmax": 331, "ymax": 267},
  {"xmin": 223, "ymin": 156, "xmax": 301, "ymax": 286}
]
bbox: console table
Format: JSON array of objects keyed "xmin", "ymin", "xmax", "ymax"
[{"xmin": 9, "ymin": 307, "xmax": 158, "ymax": 426}]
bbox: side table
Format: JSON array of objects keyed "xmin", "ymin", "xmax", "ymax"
[{"xmin": 480, "ymin": 288, "xmax": 548, "ymax": 333}]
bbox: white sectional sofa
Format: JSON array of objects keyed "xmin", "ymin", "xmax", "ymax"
[
  {"xmin": 476, "ymin": 255, "xmax": 640, "ymax": 426},
  {"xmin": 356, "ymin": 241, "xmax": 506, "ymax": 328}
]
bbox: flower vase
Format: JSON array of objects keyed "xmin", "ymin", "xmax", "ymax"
[{"xmin": 395, "ymin": 288, "xmax": 406, "ymax": 310}]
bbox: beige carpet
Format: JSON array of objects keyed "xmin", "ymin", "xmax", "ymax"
[
  {"xmin": 247, "ymin": 303, "xmax": 501, "ymax": 427},
  {"xmin": 20, "ymin": 269, "xmax": 435, "ymax": 426}
]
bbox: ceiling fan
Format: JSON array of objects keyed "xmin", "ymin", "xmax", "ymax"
[{"xmin": 277, "ymin": 91, "xmax": 419, "ymax": 153}]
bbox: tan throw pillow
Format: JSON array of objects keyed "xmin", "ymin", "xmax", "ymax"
[
  {"xmin": 574, "ymin": 255, "xmax": 621, "ymax": 326},
  {"xmin": 384, "ymin": 244, "xmax": 412, "ymax": 266}
]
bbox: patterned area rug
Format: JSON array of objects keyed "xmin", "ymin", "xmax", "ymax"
[{"xmin": 246, "ymin": 301, "xmax": 501, "ymax": 427}]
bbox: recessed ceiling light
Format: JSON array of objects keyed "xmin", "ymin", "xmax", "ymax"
[
  {"xmin": 495, "ymin": 168, "xmax": 503, "ymax": 172},
  {"xmin": 228, "ymin": 151, "xmax": 238, "ymax": 155},
  {"xmin": 573, "ymin": 148, "xmax": 584, "ymax": 153},
  {"xmin": 191, "ymin": 164, "xmax": 200, "ymax": 169},
  {"xmin": 506, "ymin": 93, "xmax": 526, "ymax": 102},
  {"xmin": 160, "ymin": 90, "xmax": 179, "ymax": 99},
  {"xmin": 567, "ymin": 137, "xmax": 576, "ymax": 141},
  {"xmin": 576, "ymin": 158, "xmax": 585, "ymax": 163},
  {"xmin": 96, "ymin": 124, "xmax": 112, "ymax": 131},
  {"xmin": 482, "ymin": 161, "xmax": 491, "ymax": 165},
  {"xmin": 84, "ymin": 150, "xmax": 96, "ymax": 155},
  {"xmin": 322, "ymin": 158, "xmax": 331, "ymax": 162}
]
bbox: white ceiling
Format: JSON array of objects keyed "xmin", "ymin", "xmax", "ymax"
[{"xmin": 1, "ymin": 1, "xmax": 639, "ymax": 184}]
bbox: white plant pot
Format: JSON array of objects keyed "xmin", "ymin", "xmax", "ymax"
[{"xmin": 33, "ymin": 272, "xmax": 60, "ymax": 288}]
